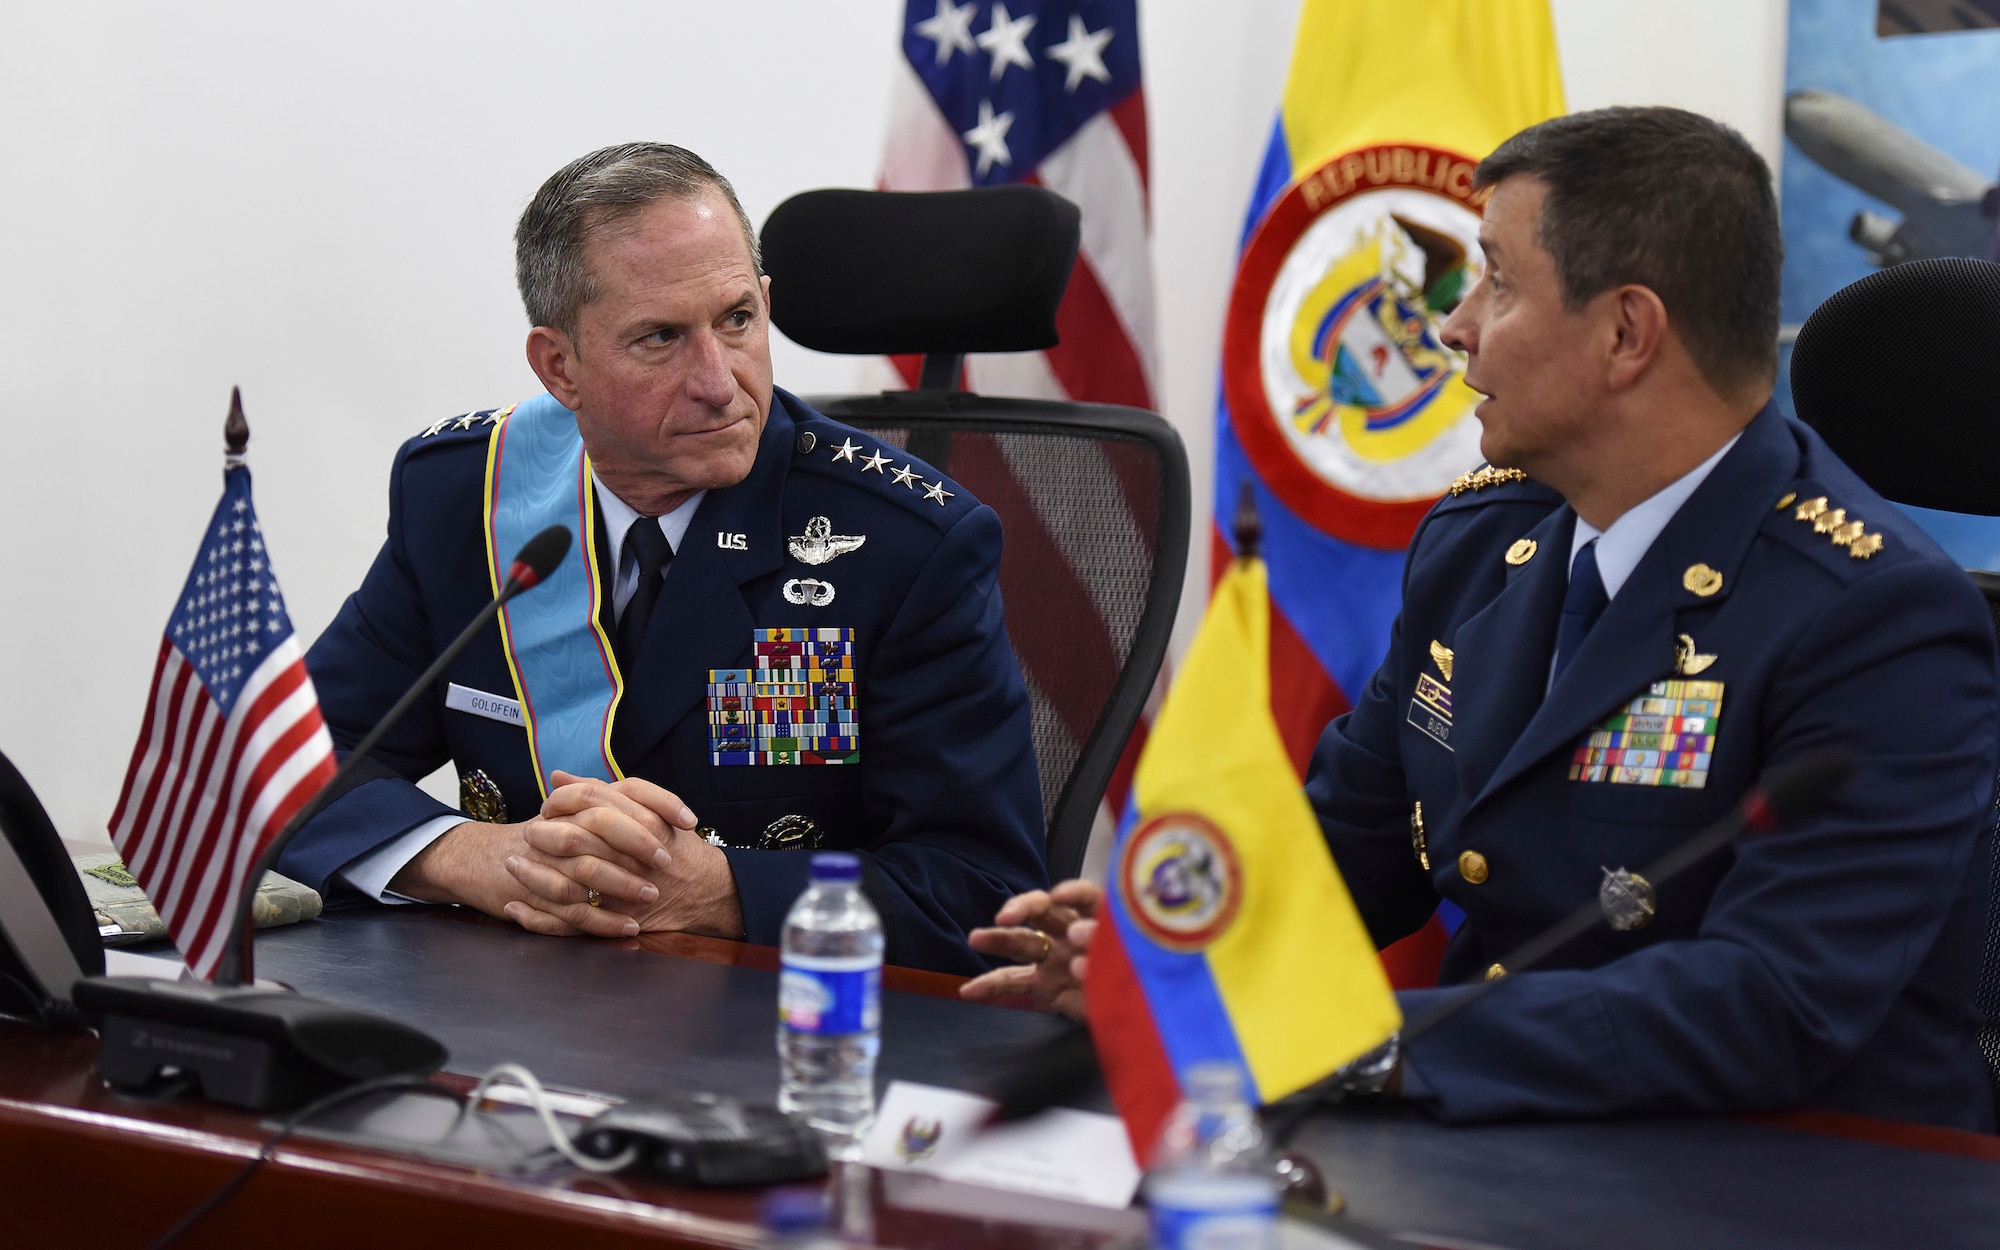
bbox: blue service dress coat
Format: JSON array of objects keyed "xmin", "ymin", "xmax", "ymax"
[
  {"xmin": 1308, "ymin": 403, "xmax": 1999, "ymax": 1130},
  {"xmin": 278, "ymin": 389, "xmax": 1048, "ymax": 974}
]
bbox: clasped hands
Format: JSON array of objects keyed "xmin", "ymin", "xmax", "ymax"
[{"xmin": 389, "ymin": 770, "xmax": 745, "ymax": 940}]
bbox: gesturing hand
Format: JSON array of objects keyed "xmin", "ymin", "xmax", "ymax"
[{"xmin": 959, "ymin": 878, "xmax": 1101, "ymax": 1021}]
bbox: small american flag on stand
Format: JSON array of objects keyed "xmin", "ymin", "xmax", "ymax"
[{"xmin": 108, "ymin": 392, "xmax": 335, "ymax": 981}]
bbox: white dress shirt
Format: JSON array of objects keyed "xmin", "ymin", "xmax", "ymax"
[
  {"xmin": 337, "ymin": 476, "xmax": 704, "ymax": 904},
  {"xmin": 1568, "ymin": 433, "xmax": 1740, "ymax": 599}
]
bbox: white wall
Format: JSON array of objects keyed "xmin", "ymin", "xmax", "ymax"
[{"xmin": 0, "ymin": 1, "xmax": 1786, "ymax": 846}]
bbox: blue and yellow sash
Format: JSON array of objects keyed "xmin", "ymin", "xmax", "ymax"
[{"xmin": 482, "ymin": 393, "xmax": 624, "ymax": 794}]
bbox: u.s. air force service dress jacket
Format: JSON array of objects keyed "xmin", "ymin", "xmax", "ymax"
[
  {"xmin": 277, "ymin": 388, "xmax": 1048, "ymax": 974},
  {"xmin": 1308, "ymin": 402, "xmax": 1999, "ymax": 1130}
]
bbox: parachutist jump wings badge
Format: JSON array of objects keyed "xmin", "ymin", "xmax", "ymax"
[{"xmin": 788, "ymin": 516, "xmax": 866, "ymax": 566}]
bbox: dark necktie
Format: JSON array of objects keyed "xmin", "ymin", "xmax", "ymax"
[
  {"xmin": 615, "ymin": 517, "xmax": 673, "ymax": 677},
  {"xmin": 1552, "ymin": 538, "xmax": 1608, "ymax": 682}
]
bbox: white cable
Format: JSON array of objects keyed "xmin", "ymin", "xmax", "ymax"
[{"xmin": 466, "ymin": 1062, "xmax": 638, "ymax": 1174}]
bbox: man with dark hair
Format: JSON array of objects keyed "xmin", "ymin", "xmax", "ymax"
[
  {"xmin": 277, "ymin": 142, "xmax": 1047, "ymax": 974},
  {"xmin": 969, "ymin": 107, "xmax": 1997, "ymax": 1129}
]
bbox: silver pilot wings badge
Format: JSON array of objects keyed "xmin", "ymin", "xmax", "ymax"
[{"xmin": 788, "ymin": 516, "xmax": 866, "ymax": 566}]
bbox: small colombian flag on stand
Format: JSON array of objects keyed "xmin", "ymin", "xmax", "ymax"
[{"xmin": 1087, "ymin": 506, "xmax": 1401, "ymax": 1161}]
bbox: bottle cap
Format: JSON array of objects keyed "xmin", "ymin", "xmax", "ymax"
[
  {"xmin": 810, "ymin": 851, "xmax": 861, "ymax": 882},
  {"xmin": 758, "ymin": 1186, "xmax": 829, "ymax": 1233},
  {"xmin": 1181, "ymin": 1061, "xmax": 1249, "ymax": 1110}
]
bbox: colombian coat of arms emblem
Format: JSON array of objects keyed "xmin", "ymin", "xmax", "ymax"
[{"xmin": 1224, "ymin": 143, "xmax": 1492, "ymax": 548}]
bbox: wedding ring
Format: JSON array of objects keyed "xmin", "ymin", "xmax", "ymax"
[
  {"xmin": 1034, "ymin": 932, "xmax": 1053, "ymax": 962},
  {"xmin": 586, "ymin": 887, "xmax": 603, "ymax": 909}
]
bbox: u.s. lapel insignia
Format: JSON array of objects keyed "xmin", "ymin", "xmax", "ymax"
[
  {"xmin": 458, "ymin": 768, "xmax": 507, "ymax": 824},
  {"xmin": 1683, "ymin": 564, "xmax": 1723, "ymax": 597},
  {"xmin": 1505, "ymin": 538, "xmax": 1538, "ymax": 566},
  {"xmin": 1674, "ymin": 633, "xmax": 1717, "ymax": 676},
  {"xmin": 788, "ymin": 516, "xmax": 866, "ymax": 565},
  {"xmin": 783, "ymin": 578, "xmax": 836, "ymax": 607},
  {"xmin": 1429, "ymin": 640, "xmax": 1454, "ymax": 683}
]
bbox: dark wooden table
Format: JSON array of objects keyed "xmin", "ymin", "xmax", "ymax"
[{"xmin": 4, "ymin": 908, "xmax": 1998, "ymax": 1248}]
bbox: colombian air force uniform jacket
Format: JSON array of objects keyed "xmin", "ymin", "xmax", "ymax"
[
  {"xmin": 278, "ymin": 389, "xmax": 1048, "ymax": 974},
  {"xmin": 1308, "ymin": 403, "xmax": 1998, "ymax": 1130}
]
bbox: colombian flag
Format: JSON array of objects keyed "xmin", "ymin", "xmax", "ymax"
[
  {"xmin": 1215, "ymin": 0, "xmax": 1564, "ymax": 987},
  {"xmin": 1089, "ymin": 547, "xmax": 1400, "ymax": 1161}
]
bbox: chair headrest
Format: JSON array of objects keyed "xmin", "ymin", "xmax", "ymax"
[
  {"xmin": 1791, "ymin": 257, "xmax": 2000, "ymax": 515},
  {"xmin": 761, "ymin": 187, "xmax": 1080, "ymax": 356}
]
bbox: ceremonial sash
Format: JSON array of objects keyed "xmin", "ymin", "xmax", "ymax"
[{"xmin": 483, "ymin": 393, "xmax": 624, "ymax": 794}]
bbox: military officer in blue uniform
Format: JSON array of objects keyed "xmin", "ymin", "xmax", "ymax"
[
  {"xmin": 278, "ymin": 143, "xmax": 1046, "ymax": 975},
  {"xmin": 971, "ymin": 108, "xmax": 1997, "ymax": 1131}
]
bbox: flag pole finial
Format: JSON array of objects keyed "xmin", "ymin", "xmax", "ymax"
[
  {"xmin": 1233, "ymin": 482, "xmax": 1262, "ymax": 562},
  {"xmin": 224, "ymin": 387, "xmax": 249, "ymax": 465}
]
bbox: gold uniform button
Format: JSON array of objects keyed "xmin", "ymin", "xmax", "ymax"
[
  {"xmin": 1485, "ymin": 963, "xmax": 1507, "ymax": 981},
  {"xmin": 1457, "ymin": 849, "xmax": 1489, "ymax": 884}
]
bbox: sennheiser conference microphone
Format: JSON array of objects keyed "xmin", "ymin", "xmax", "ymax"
[{"xmin": 72, "ymin": 526, "xmax": 572, "ymax": 1110}]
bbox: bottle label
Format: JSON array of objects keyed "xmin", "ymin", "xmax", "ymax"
[
  {"xmin": 779, "ymin": 953, "xmax": 881, "ymax": 1035},
  {"xmin": 1149, "ymin": 1200, "xmax": 1279, "ymax": 1250}
]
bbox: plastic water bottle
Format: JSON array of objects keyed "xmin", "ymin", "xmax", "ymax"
[
  {"xmin": 777, "ymin": 852, "xmax": 883, "ymax": 1157},
  {"xmin": 1143, "ymin": 1063, "xmax": 1280, "ymax": 1250}
]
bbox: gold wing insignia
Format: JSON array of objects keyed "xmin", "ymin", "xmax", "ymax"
[{"xmin": 1429, "ymin": 640, "xmax": 1454, "ymax": 683}]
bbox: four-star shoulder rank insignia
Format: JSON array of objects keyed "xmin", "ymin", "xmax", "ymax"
[
  {"xmin": 1791, "ymin": 495, "xmax": 1884, "ymax": 559},
  {"xmin": 1449, "ymin": 465, "xmax": 1528, "ymax": 496},
  {"xmin": 788, "ymin": 516, "xmax": 866, "ymax": 566},
  {"xmin": 814, "ymin": 433, "xmax": 963, "ymax": 511}
]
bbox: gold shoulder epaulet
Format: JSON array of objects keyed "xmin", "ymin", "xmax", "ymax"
[{"xmin": 1448, "ymin": 465, "xmax": 1528, "ymax": 496}]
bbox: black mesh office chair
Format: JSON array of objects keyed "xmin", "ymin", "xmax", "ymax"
[
  {"xmin": 761, "ymin": 187, "xmax": 1190, "ymax": 882},
  {"xmin": 1790, "ymin": 256, "xmax": 2000, "ymax": 1105}
]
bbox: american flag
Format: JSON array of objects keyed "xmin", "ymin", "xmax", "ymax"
[
  {"xmin": 108, "ymin": 464, "xmax": 336, "ymax": 981},
  {"xmin": 883, "ymin": 0, "xmax": 1162, "ymax": 845}
]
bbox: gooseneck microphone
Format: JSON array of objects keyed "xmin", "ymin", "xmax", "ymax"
[
  {"xmin": 214, "ymin": 523, "xmax": 572, "ymax": 987},
  {"xmin": 72, "ymin": 526, "xmax": 572, "ymax": 1111}
]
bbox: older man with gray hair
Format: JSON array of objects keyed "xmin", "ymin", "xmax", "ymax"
[{"xmin": 277, "ymin": 143, "xmax": 1048, "ymax": 975}]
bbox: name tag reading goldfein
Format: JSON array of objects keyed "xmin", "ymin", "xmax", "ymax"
[
  {"xmin": 445, "ymin": 682, "xmax": 524, "ymax": 727},
  {"xmin": 1408, "ymin": 672, "xmax": 1453, "ymax": 750},
  {"xmin": 1570, "ymin": 679, "xmax": 1724, "ymax": 788}
]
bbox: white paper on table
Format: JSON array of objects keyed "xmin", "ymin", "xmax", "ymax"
[{"xmin": 858, "ymin": 1079, "xmax": 1141, "ymax": 1209}]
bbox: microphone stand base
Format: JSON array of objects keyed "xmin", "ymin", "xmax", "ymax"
[{"xmin": 73, "ymin": 975, "xmax": 447, "ymax": 1111}]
